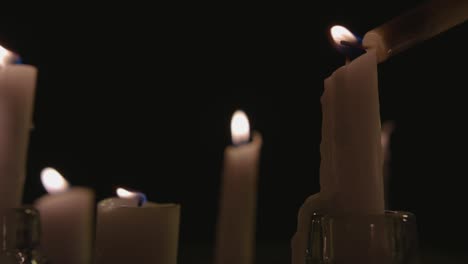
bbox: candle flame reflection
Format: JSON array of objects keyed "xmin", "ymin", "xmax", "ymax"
[
  {"xmin": 231, "ymin": 110, "xmax": 250, "ymax": 145},
  {"xmin": 41, "ymin": 167, "xmax": 70, "ymax": 194},
  {"xmin": 330, "ymin": 25, "xmax": 358, "ymax": 45}
]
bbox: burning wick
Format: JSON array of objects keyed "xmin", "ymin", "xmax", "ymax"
[
  {"xmin": 116, "ymin": 187, "xmax": 147, "ymax": 207},
  {"xmin": 330, "ymin": 25, "xmax": 366, "ymax": 61}
]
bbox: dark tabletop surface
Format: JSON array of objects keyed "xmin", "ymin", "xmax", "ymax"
[{"xmin": 179, "ymin": 242, "xmax": 468, "ymax": 264}]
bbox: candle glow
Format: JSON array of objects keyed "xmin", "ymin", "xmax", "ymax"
[
  {"xmin": 330, "ymin": 25, "xmax": 358, "ymax": 46},
  {"xmin": 116, "ymin": 187, "xmax": 147, "ymax": 206},
  {"xmin": 116, "ymin": 187, "xmax": 138, "ymax": 199},
  {"xmin": 41, "ymin": 167, "xmax": 70, "ymax": 194},
  {"xmin": 231, "ymin": 110, "xmax": 250, "ymax": 145},
  {"xmin": 0, "ymin": 45, "xmax": 19, "ymax": 66},
  {"xmin": 0, "ymin": 45, "xmax": 9, "ymax": 64}
]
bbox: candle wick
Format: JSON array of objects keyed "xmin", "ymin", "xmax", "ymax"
[
  {"xmin": 138, "ymin": 193, "xmax": 147, "ymax": 207},
  {"xmin": 345, "ymin": 57, "xmax": 351, "ymax": 65},
  {"xmin": 233, "ymin": 133, "xmax": 253, "ymax": 147},
  {"xmin": 339, "ymin": 40, "xmax": 366, "ymax": 62},
  {"xmin": 340, "ymin": 40, "xmax": 364, "ymax": 50}
]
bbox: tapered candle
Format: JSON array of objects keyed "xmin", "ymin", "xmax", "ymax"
[
  {"xmin": 214, "ymin": 110, "xmax": 262, "ymax": 264},
  {"xmin": 95, "ymin": 187, "xmax": 180, "ymax": 264},
  {"xmin": 34, "ymin": 167, "xmax": 94, "ymax": 264},
  {"xmin": 0, "ymin": 45, "xmax": 37, "ymax": 212}
]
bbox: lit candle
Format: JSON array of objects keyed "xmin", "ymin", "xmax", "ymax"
[
  {"xmin": 34, "ymin": 167, "xmax": 94, "ymax": 264},
  {"xmin": 0, "ymin": 45, "xmax": 37, "ymax": 212},
  {"xmin": 321, "ymin": 26, "xmax": 384, "ymax": 214},
  {"xmin": 95, "ymin": 187, "xmax": 181, "ymax": 264},
  {"xmin": 363, "ymin": 0, "xmax": 468, "ymax": 62},
  {"xmin": 214, "ymin": 110, "xmax": 262, "ymax": 264},
  {"xmin": 292, "ymin": 26, "xmax": 385, "ymax": 263}
]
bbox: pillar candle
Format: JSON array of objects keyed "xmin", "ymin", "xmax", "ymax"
[
  {"xmin": 34, "ymin": 167, "xmax": 94, "ymax": 264},
  {"xmin": 214, "ymin": 110, "xmax": 262, "ymax": 264},
  {"xmin": 95, "ymin": 187, "xmax": 180, "ymax": 264},
  {"xmin": 292, "ymin": 26, "xmax": 385, "ymax": 263},
  {"xmin": 0, "ymin": 45, "xmax": 37, "ymax": 212}
]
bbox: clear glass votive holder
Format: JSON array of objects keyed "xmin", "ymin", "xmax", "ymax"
[
  {"xmin": 306, "ymin": 211, "xmax": 420, "ymax": 264},
  {"xmin": 0, "ymin": 206, "xmax": 49, "ymax": 264}
]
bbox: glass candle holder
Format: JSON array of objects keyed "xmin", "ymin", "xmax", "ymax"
[
  {"xmin": 0, "ymin": 206, "xmax": 49, "ymax": 264},
  {"xmin": 306, "ymin": 211, "xmax": 420, "ymax": 264}
]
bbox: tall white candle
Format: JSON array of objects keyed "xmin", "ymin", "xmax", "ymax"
[
  {"xmin": 34, "ymin": 167, "xmax": 94, "ymax": 264},
  {"xmin": 0, "ymin": 45, "xmax": 37, "ymax": 212},
  {"xmin": 322, "ymin": 54, "xmax": 384, "ymax": 214},
  {"xmin": 292, "ymin": 26, "xmax": 384, "ymax": 263},
  {"xmin": 95, "ymin": 187, "xmax": 181, "ymax": 264},
  {"xmin": 214, "ymin": 110, "xmax": 262, "ymax": 264}
]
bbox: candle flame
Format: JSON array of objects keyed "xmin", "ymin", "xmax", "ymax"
[
  {"xmin": 330, "ymin": 25, "xmax": 358, "ymax": 45},
  {"xmin": 231, "ymin": 110, "xmax": 250, "ymax": 145},
  {"xmin": 0, "ymin": 45, "xmax": 11, "ymax": 66},
  {"xmin": 116, "ymin": 187, "xmax": 139, "ymax": 199},
  {"xmin": 0, "ymin": 45, "xmax": 18, "ymax": 66},
  {"xmin": 116, "ymin": 187, "xmax": 147, "ymax": 206},
  {"xmin": 41, "ymin": 167, "xmax": 70, "ymax": 194}
]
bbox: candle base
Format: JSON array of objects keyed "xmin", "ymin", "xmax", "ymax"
[
  {"xmin": 0, "ymin": 206, "xmax": 49, "ymax": 264},
  {"xmin": 304, "ymin": 211, "xmax": 420, "ymax": 264}
]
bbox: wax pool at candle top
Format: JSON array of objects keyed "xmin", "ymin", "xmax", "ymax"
[{"xmin": 95, "ymin": 193, "xmax": 181, "ymax": 264}]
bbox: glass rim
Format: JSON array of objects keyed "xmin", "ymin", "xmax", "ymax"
[{"xmin": 310, "ymin": 210, "xmax": 416, "ymax": 220}]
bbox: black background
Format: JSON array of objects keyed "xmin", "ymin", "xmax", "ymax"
[{"xmin": 1, "ymin": 1, "xmax": 467, "ymax": 262}]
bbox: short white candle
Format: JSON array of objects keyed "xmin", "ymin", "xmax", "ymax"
[
  {"xmin": 95, "ymin": 187, "xmax": 181, "ymax": 264},
  {"xmin": 214, "ymin": 110, "xmax": 262, "ymax": 264},
  {"xmin": 0, "ymin": 45, "xmax": 37, "ymax": 212},
  {"xmin": 34, "ymin": 167, "xmax": 95, "ymax": 264}
]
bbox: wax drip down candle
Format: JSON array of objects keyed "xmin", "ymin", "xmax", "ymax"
[
  {"xmin": 292, "ymin": 26, "xmax": 385, "ymax": 264},
  {"xmin": 95, "ymin": 187, "xmax": 180, "ymax": 264},
  {"xmin": 0, "ymin": 45, "xmax": 37, "ymax": 212},
  {"xmin": 324, "ymin": 25, "xmax": 384, "ymax": 214},
  {"xmin": 34, "ymin": 167, "xmax": 95, "ymax": 264},
  {"xmin": 214, "ymin": 110, "xmax": 262, "ymax": 264}
]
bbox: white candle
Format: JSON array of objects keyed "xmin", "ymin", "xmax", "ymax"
[
  {"xmin": 34, "ymin": 167, "xmax": 94, "ymax": 264},
  {"xmin": 321, "ymin": 28, "xmax": 384, "ymax": 214},
  {"xmin": 214, "ymin": 110, "xmax": 262, "ymax": 264},
  {"xmin": 0, "ymin": 45, "xmax": 37, "ymax": 212},
  {"xmin": 95, "ymin": 187, "xmax": 181, "ymax": 264},
  {"xmin": 292, "ymin": 26, "xmax": 385, "ymax": 263}
]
